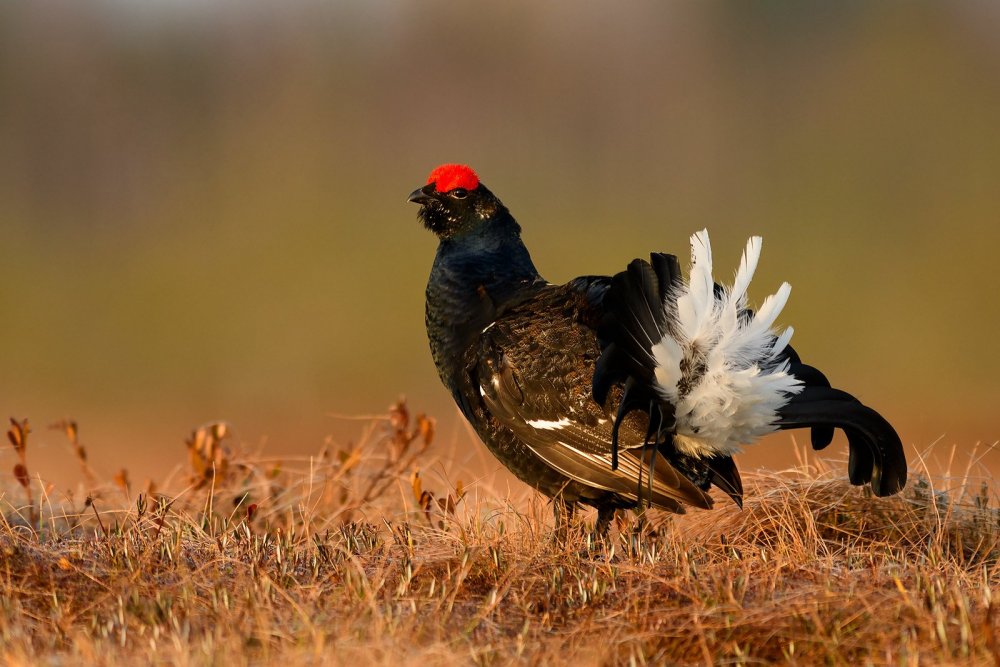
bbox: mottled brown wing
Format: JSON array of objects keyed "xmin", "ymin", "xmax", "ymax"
[{"xmin": 476, "ymin": 284, "xmax": 712, "ymax": 512}]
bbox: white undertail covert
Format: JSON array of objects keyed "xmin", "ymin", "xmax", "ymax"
[{"xmin": 651, "ymin": 230, "xmax": 803, "ymax": 457}]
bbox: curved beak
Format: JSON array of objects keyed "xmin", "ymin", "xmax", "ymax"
[{"xmin": 407, "ymin": 184, "xmax": 436, "ymax": 205}]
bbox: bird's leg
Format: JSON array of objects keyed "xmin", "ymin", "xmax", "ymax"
[
  {"xmin": 578, "ymin": 506, "xmax": 618, "ymax": 556},
  {"xmin": 594, "ymin": 506, "xmax": 617, "ymax": 537}
]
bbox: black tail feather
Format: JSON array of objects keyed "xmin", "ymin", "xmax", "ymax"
[
  {"xmin": 784, "ymin": 357, "xmax": 835, "ymax": 450},
  {"xmin": 594, "ymin": 250, "xmax": 906, "ymax": 504},
  {"xmin": 845, "ymin": 427, "xmax": 874, "ymax": 485},
  {"xmin": 707, "ymin": 456, "xmax": 744, "ymax": 508},
  {"xmin": 777, "ymin": 385, "xmax": 906, "ymax": 496},
  {"xmin": 594, "ymin": 254, "xmax": 681, "ymax": 407},
  {"xmin": 597, "ymin": 253, "xmax": 683, "ymax": 472}
]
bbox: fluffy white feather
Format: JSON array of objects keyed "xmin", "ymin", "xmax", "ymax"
[
  {"xmin": 651, "ymin": 336, "xmax": 683, "ymax": 402},
  {"xmin": 770, "ymin": 326, "xmax": 795, "ymax": 360},
  {"xmin": 676, "ymin": 229, "xmax": 715, "ymax": 345},
  {"xmin": 652, "ymin": 231, "xmax": 802, "ymax": 456},
  {"xmin": 730, "ymin": 235, "xmax": 761, "ymax": 307}
]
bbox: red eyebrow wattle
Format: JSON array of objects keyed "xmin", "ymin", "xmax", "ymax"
[{"xmin": 426, "ymin": 164, "xmax": 479, "ymax": 192}]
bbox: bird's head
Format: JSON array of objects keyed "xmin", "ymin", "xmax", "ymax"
[{"xmin": 408, "ymin": 164, "xmax": 511, "ymax": 240}]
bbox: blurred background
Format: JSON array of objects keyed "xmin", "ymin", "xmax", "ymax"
[{"xmin": 2, "ymin": 1, "xmax": 998, "ymax": 492}]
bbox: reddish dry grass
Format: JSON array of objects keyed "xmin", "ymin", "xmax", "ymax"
[{"xmin": 2, "ymin": 405, "xmax": 999, "ymax": 666}]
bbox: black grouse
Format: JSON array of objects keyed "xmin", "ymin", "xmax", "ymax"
[{"xmin": 411, "ymin": 164, "xmax": 906, "ymax": 533}]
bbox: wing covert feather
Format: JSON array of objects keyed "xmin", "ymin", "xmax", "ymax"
[{"xmin": 476, "ymin": 284, "xmax": 712, "ymax": 511}]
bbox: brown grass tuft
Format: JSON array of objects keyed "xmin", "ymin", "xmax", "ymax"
[{"xmin": 1, "ymin": 403, "xmax": 998, "ymax": 666}]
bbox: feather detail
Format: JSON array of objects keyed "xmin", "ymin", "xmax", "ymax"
[
  {"xmin": 771, "ymin": 326, "xmax": 795, "ymax": 359},
  {"xmin": 742, "ymin": 282, "xmax": 792, "ymax": 343},
  {"xmin": 651, "ymin": 337, "xmax": 683, "ymax": 401},
  {"xmin": 595, "ymin": 229, "xmax": 906, "ymax": 500},
  {"xmin": 730, "ymin": 235, "xmax": 762, "ymax": 307},
  {"xmin": 654, "ymin": 233, "xmax": 802, "ymax": 455},
  {"xmin": 677, "ymin": 229, "xmax": 715, "ymax": 345}
]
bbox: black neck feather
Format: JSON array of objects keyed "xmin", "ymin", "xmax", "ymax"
[{"xmin": 425, "ymin": 214, "xmax": 542, "ymax": 398}]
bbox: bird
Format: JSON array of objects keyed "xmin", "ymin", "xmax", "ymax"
[{"xmin": 410, "ymin": 163, "xmax": 906, "ymax": 534}]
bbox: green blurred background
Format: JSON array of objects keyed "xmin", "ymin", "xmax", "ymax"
[{"xmin": 2, "ymin": 2, "xmax": 999, "ymax": 489}]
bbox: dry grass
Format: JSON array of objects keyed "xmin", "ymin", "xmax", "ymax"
[{"xmin": 2, "ymin": 404, "xmax": 999, "ymax": 666}]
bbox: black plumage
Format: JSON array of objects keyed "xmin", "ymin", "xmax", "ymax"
[
  {"xmin": 412, "ymin": 165, "xmax": 906, "ymax": 530},
  {"xmin": 591, "ymin": 252, "xmax": 905, "ymax": 499}
]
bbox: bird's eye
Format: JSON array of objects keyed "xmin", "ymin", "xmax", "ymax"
[{"xmin": 449, "ymin": 188, "xmax": 468, "ymax": 199}]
